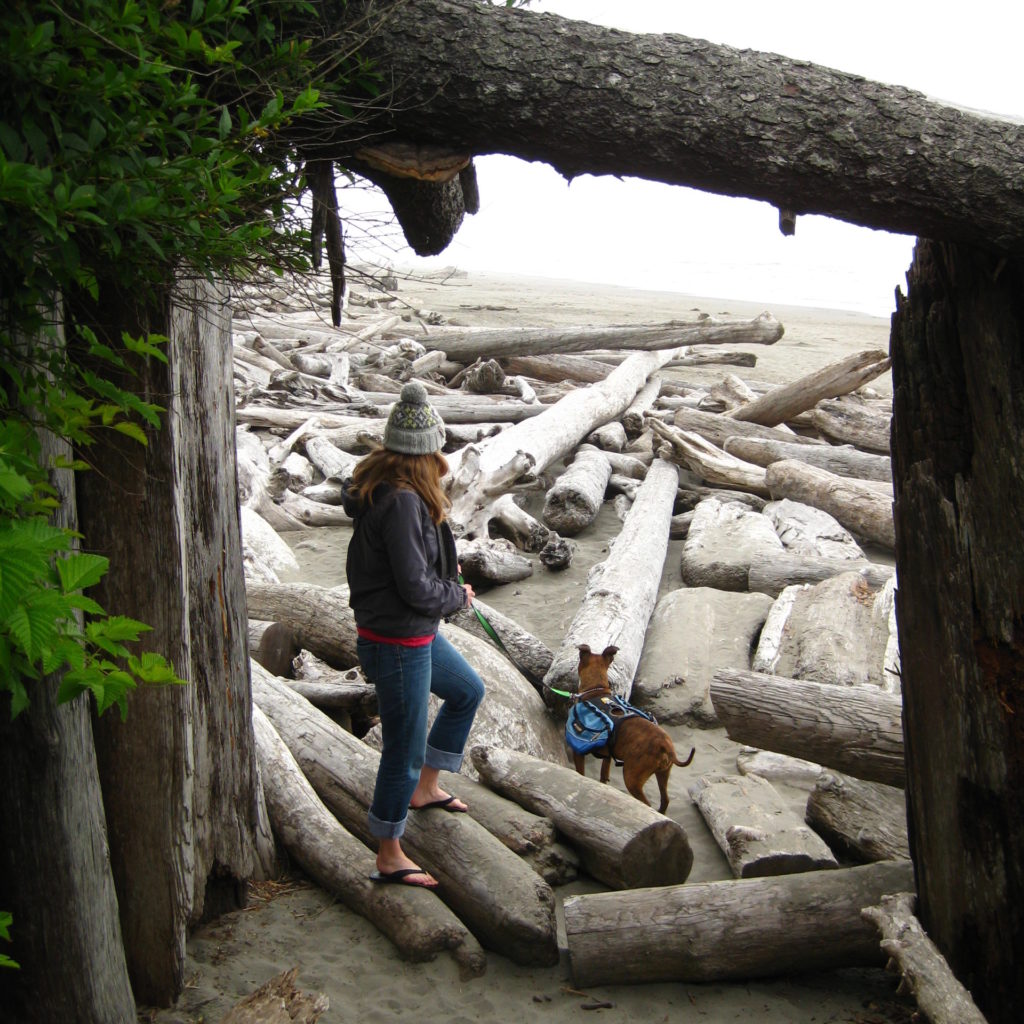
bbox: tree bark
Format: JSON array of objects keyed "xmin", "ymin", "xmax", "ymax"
[
  {"xmin": 470, "ymin": 745, "xmax": 694, "ymax": 889},
  {"xmin": 890, "ymin": 240, "xmax": 1024, "ymax": 1024},
  {"xmin": 710, "ymin": 669, "xmax": 905, "ymax": 787},
  {"xmin": 338, "ymin": 0, "xmax": 1024, "ymax": 254},
  {"xmin": 562, "ymin": 860, "xmax": 915, "ymax": 987},
  {"xmin": 0, "ymin": 424, "xmax": 136, "ymax": 1023},
  {"xmin": 77, "ymin": 283, "xmax": 257, "ymax": 1006}
]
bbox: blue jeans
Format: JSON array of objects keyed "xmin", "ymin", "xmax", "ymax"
[{"xmin": 357, "ymin": 632, "xmax": 485, "ymax": 839}]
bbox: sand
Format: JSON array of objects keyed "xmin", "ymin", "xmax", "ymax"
[{"xmin": 147, "ymin": 271, "xmax": 910, "ymax": 1024}]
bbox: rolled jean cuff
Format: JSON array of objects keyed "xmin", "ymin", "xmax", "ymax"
[
  {"xmin": 368, "ymin": 808, "xmax": 407, "ymax": 840},
  {"xmin": 425, "ymin": 743, "xmax": 464, "ymax": 773}
]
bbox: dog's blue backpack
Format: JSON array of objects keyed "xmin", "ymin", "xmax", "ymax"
[{"xmin": 565, "ymin": 695, "xmax": 656, "ymax": 757}]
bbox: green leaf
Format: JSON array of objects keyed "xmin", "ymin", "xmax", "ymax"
[
  {"xmin": 112, "ymin": 421, "xmax": 148, "ymax": 445},
  {"xmin": 56, "ymin": 552, "xmax": 109, "ymax": 593}
]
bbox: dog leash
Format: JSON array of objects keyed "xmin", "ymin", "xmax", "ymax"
[{"xmin": 459, "ymin": 574, "xmax": 575, "ymax": 699}]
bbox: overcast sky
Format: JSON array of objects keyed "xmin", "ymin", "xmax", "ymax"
[{"xmin": 344, "ymin": 1, "xmax": 1024, "ymax": 317}]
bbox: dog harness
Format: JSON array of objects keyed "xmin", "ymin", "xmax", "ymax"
[{"xmin": 565, "ymin": 694, "xmax": 657, "ymax": 758}]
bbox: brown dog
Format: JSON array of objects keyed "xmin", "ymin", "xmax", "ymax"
[{"xmin": 571, "ymin": 644, "xmax": 695, "ymax": 813}]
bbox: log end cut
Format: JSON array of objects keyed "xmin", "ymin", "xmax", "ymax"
[{"xmin": 620, "ymin": 819, "xmax": 694, "ymax": 888}]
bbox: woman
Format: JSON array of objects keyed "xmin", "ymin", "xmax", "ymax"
[{"xmin": 342, "ymin": 381, "xmax": 484, "ymax": 890}]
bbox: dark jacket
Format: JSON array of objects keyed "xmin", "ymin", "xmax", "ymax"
[{"xmin": 342, "ymin": 480, "xmax": 466, "ymax": 638}]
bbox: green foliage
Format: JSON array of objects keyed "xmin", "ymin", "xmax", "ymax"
[
  {"xmin": 0, "ymin": 0, "xmax": 374, "ymax": 715},
  {"xmin": 0, "ymin": 910, "xmax": 17, "ymax": 968}
]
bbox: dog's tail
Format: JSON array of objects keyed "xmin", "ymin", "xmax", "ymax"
[{"xmin": 675, "ymin": 746, "xmax": 696, "ymax": 768}]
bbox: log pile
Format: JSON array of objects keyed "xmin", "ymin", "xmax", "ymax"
[{"xmin": 230, "ymin": 270, "xmax": 938, "ymax": 1001}]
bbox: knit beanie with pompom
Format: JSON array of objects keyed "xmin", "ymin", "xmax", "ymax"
[{"xmin": 383, "ymin": 381, "xmax": 445, "ymax": 455}]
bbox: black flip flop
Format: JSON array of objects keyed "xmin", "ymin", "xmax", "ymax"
[
  {"xmin": 409, "ymin": 795, "xmax": 468, "ymax": 813},
  {"xmin": 369, "ymin": 867, "xmax": 438, "ymax": 889}
]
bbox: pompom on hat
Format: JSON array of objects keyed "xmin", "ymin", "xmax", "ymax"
[{"xmin": 383, "ymin": 381, "xmax": 446, "ymax": 455}]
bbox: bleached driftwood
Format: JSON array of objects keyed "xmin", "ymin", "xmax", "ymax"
[
  {"xmin": 672, "ymin": 406, "xmax": 825, "ymax": 449},
  {"xmin": 723, "ymin": 436, "xmax": 892, "ymax": 483},
  {"xmin": 252, "ymin": 671, "xmax": 560, "ymax": 967},
  {"xmin": 728, "ymin": 349, "xmax": 891, "ymax": 427},
  {"xmin": 219, "ymin": 967, "xmax": 328, "ymax": 1024},
  {"xmin": 501, "ymin": 353, "xmax": 612, "ymax": 385},
  {"xmin": 747, "ymin": 551, "xmax": 895, "ymax": 597},
  {"xmin": 289, "ymin": 655, "xmax": 377, "ymax": 715},
  {"xmin": 541, "ymin": 445, "xmax": 612, "ymax": 536},
  {"xmin": 470, "ymin": 745, "xmax": 693, "ymax": 889},
  {"xmin": 812, "ymin": 397, "xmax": 892, "ymax": 453},
  {"xmin": 710, "ymin": 668, "xmax": 905, "ymax": 787},
  {"xmin": 246, "ymin": 582, "xmax": 358, "ymax": 669},
  {"xmin": 562, "ymin": 860, "xmax": 915, "ymax": 986},
  {"xmin": 303, "ymin": 435, "xmax": 358, "ymax": 481},
  {"xmin": 585, "ymin": 420, "xmax": 626, "ymax": 451},
  {"xmin": 446, "ymin": 348, "xmax": 684, "ymax": 537},
  {"xmin": 436, "ymin": 771, "xmax": 579, "ymax": 885},
  {"xmin": 423, "ymin": 313, "xmax": 784, "ymax": 362},
  {"xmin": 542, "ymin": 459, "xmax": 679, "ymax": 700},
  {"xmin": 278, "ymin": 490, "xmax": 351, "ymax": 528},
  {"xmin": 603, "ymin": 449, "xmax": 651, "ymax": 477},
  {"xmin": 650, "ymin": 420, "xmax": 770, "ymax": 495},
  {"xmin": 710, "ymin": 373, "xmax": 758, "ymax": 411},
  {"xmin": 457, "ymin": 536, "xmax": 533, "ymax": 584},
  {"xmin": 765, "ymin": 459, "xmax": 895, "ymax": 550},
  {"xmin": 622, "ymin": 374, "xmax": 662, "ymax": 436},
  {"xmin": 252, "ymin": 703, "xmax": 486, "ymax": 976},
  {"xmin": 240, "ymin": 505, "xmax": 300, "ymax": 582},
  {"xmin": 806, "ymin": 771, "xmax": 910, "ymax": 863},
  {"xmin": 861, "ymin": 893, "xmax": 989, "ymax": 1024},
  {"xmin": 736, "ymin": 748, "xmax": 824, "ymax": 788},
  {"xmin": 689, "ymin": 772, "xmax": 838, "ymax": 878}
]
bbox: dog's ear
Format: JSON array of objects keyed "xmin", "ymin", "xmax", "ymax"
[
  {"xmin": 577, "ymin": 643, "xmax": 592, "ymax": 660},
  {"xmin": 601, "ymin": 645, "xmax": 619, "ymax": 663}
]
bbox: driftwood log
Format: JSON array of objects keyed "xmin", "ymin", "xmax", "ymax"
[
  {"xmin": 542, "ymin": 458, "xmax": 679, "ymax": 700},
  {"xmin": 422, "ymin": 314, "xmax": 783, "ymax": 362},
  {"xmin": 562, "ymin": 860, "xmax": 915, "ymax": 986},
  {"xmin": 723, "ymin": 435, "xmax": 892, "ymax": 483},
  {"xmin": 541, "ymin": 444, "xmax": 611, "ymax": 536},
  {"xmin": 219, "ymin": 967, "xmax": 328, "ymax": 1024},
  {"xmin": 689, "ymin": 772, "xmax": 838, "ymax": 878},
  {"xmin": 470, "ymin": 745, "xmax": 693, "ymax": 889},
  {"xmin": 765, "ymin": 459, "xmax": 895, "ymax": 549},
  {"xmin": 747, "ymin": 551, "xmax": 895, "ymax": 598},
  {"xmin": 806, "ymin": 771, "xmax": 910, "ymax": 863},
  {"xmin": 812, "ymin": 397, "xmax": 892, "ymax": 453},
  {"xmin": 252, "ymin": 671, "xmax": 560, "ymax": 967},
  {"xmin": 728, "ymin": 349, "xmax": 891, "ymax": 427},
  {"xmin": 651, "ymin": 421, "xmax": 770, "ymax": 496},
  {"xmin": 672, "ymin": 406, "xmax": 825, "ymax": 449},
  {"xmin": 861, "ymin": 893, "xmax": 989, "ymax": 1024},
  {"xmin": 252, "ymin": 703, "xmax": 486, "ymax": 976},
  {"xmin": 710, "ymin": 668, "xmax": 905, "ymax": 787}
]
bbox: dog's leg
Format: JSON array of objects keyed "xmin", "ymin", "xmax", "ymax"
[
  {"xmin": 573, "ymin": 753, "xmax": 587, "ymax": 776},
  {"xmin": 655, "ymin": 768, "xmax": 672, "ymax": 814},
  {"xmin": 621, "ymin": 764, "xmax": 653, "ymax": 808},
  {"xmin": 600, "ymin": 757, "xmax": 612, "ymax": 784}
]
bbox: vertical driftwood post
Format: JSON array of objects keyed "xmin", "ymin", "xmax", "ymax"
[
  {"xmin": 79, "ymin": 282, "xmax": 257, "ymax": 1006},
  {"xmin": 890, "ymin": 239, "xmax": 1024, "ymax": 1024}
]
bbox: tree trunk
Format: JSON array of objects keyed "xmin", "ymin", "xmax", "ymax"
[
  {"xmin": 252, "ymin": 705, "xmax": 487, "ymax": 975},
  {"xmin": 562, "ymin": 860, "xmax": 915, "ymax": 987},
  {"xmin": 542, "ymin": 459, "xmax": 679, "ymax": 700},
  {"xmin": 336, "ymin": 0, "xmax": 1024, "ymax": 253},
  {"xmin": 689, "ymin": 772, "xmax": 838, "ymax": 878},
  {"xmin": 723, "ymin": 435, "xmax": 892, "ymax": 482},
  {"xmin": 806, "ymin": 772, "xmax": 910, "ymax": 863},
  {"xmin": 77, "ymin": 283, "xmax": 257, "ymax": 1006},
  {"xmin": 861, "ymin": 893, "xmax": 990, "ymax": 1024},
  {"xmin": 727, "ymin": 350, "xmax": 891, "ymax": 427},
  {"xmin": 0, "ymin": 423, "xmax": 136, "ymax": 1023},
  {"xmin": 890, "ymin": 240, "xmax": 1024, "ymax": 1024},
  {"xmin": 709, "ymin": 668, "xmax": 905, "ymax": 787},
  {"xmin": 470, "ymin": 745, "xmax": 694, "ymax": 890},
  {"xmin": 421, "ymin": 315, "xmax": 783, "ymax": 362}
]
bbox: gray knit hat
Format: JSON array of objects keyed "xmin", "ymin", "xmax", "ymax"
[{"xmin": 383, "ymin": 381, "xmax": 445, "ymax": 455}]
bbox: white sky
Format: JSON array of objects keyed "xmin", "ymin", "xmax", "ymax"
[{"xmin": 344, "ymin": 1, "xmax": 1024, "ymax": 316}]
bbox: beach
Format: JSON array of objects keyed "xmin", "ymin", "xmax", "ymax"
[{"xmin": 147, "ymin": 269, "xmax": 910, "ymax": 1024}]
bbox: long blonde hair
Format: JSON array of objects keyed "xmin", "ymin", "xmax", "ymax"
[{"xmin": 349, "ymin": 447, "xmax": 450, "ymax": 524}]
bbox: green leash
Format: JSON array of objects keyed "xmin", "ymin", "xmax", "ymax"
[{"xmin": 459, "ymin": 575, "xmax": 574, "ymax": 699}]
